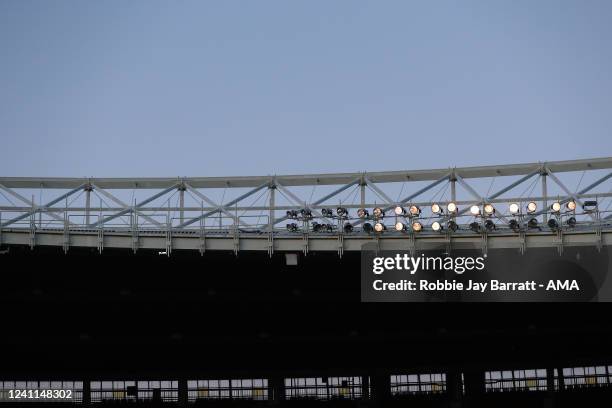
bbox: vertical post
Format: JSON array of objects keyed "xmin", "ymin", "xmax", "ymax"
[
  {"xmin": 542, "ymin": 172, "xmax": 548, "ymax": 224},
  {"xmin": 360, "ymin": 178, "xmax": 366, "ymax": 210},
  {"xmin": 85, "ymin": 184, "xmax": 92, "ymax": 226},
  {"xmin": 38, "ymin": 185, "xmax": 42, "ymax": 228},
  {"xmin": 179, "ymin": 184, "xmax": 185, "ymax": 225},
  {"xmin": 269, "ymin": 376, "xmax": 285, "ymax": 401},
  {"xmin": 82, "ymin": 380, "xmax": 91, "ymax": 404},
  {"xmin": 546, "ymin": 367, "xmax": 555, "ymax": 392},
  {"xmin": 556, "ymin": 367, "xmax": 565, "ymax": 391},
  {"xmin": 268, "ymin": 183, "xmax": 275, "ymax": 257},
  {"xmin": 450, "ymin": 174, "xmax": 456, "ymax": 203},
  {"xmin": 361, "ymin": 375, "xmax": 370, "ymax": 400},
  {"xmin": 446, "ymin": 370, "xmax": 463, "ymax": 403},
  {"xmin": 269, "ymin": 183, "xmax": 275, "ymax": 232},
  {"xmin": 178, "ymin": 379, "xmax": 188, "ymax": 406}
]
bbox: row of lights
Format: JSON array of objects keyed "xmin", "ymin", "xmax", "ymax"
[
  {"xmin": 287, "ymin": 199, "xmax": 585, "ymax": 222},
  {"xmin": 286, "ymin": 199, "xmax": 590, "ymax": 233},
  {"xmin": 360, "ymin": 215, "xmax": 578, "ymax": 235}
]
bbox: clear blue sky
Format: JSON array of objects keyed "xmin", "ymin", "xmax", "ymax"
[{"xmin": 1, "ymin": 0, "xmax": 611, "ymax": 177}]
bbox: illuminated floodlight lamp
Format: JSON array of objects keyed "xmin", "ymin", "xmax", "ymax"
[
  {"xmin": 336, "ymin": 207, "xmax": 348, "ymax": 217},
  {"xmin": 286, "ymin": 223, "xmax": 299, "ymax": 232},
  {"xmin": 469, "ymin": 222, "xmax": 481, "ymax": 233},
  {"xmin": 447, "ymin": 220, "xmax": 459, "ymax": 232},
  {"xmin": 566, "ymin": 200, "xmax": 576, "ymax": 211},
  {"xmin": 566, "ymin": 217, "xmax": 576, "ymax": 228},
  {"xmin": 550, "ymin": 202, "xmax": 561, "ymax": 213},
  {"xmin": 411, "ymin": 221, "xmax": 423, "ymax": 232},
  {"xmin": 363, "ymin": 223, "xmax": 373, "ymax": 233},
  {"xmin": 431, "ymin": 221, "xmax": 443, "ymax": 232},
  {"xmin": 408, "ymin": 205, "xmax": 421, "ymax": 216},
  {"xmin": 484, "ymin": 204, "xmax": 495, "ymax": 215},
  {"xmin": 394, "ymin": 206, "xmax": 406, "ymax": 216},
  {"xmin": 343, "ymin": 223, "xmax": 354, "ymax": 233},
  {"xmin": 431, "ymin": 203, "xmax": 443, "ymax": 215},
  {"xmin": 373, "ymin": 207, "xmax": 385, "ymax": 219},
  {"xmin": 508, "ymin": 219, "xmax": 520, "ymax": 232},
  {"xmin": 357, "ymin": 208, "xmax": 369, "ymax": 218},
  {"xmin": 509, "ymin": 203, "xmax": 520, "ymax": 215},
  {"xmin": 484, "ymin": 219, "xmax": 496, "ymax": 231},
  {"xmin": 527, "ymin": 218, "xmax": 539, "ymax": 229},
  {"xmin": 447, "ymin": 202, "xmax": 458, "ymax": 213},
  {"xmin": 374, "ymin": 222, "xmax": 386, "ymax": 233},
  {"xmin": 395, "ymin": 222, "xmax": 407, "ymax": 232},
  {"xmin": 526, "ymin": 202, "xmax": 537, "ymax": 213},
  {"xmin": 470, "ymin": 205, "xmax": 481, "ymax": 216},
  {"xmin": 547, "ymin": 218, "xmax": 559, "ymax": 230}
]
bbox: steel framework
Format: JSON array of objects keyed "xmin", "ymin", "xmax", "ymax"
[{"xmin": 1, "ymin": 157, "xmax": 611, "ymax": 256}]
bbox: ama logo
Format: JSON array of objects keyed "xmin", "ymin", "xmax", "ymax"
[{"xmin": 546, "ymin": 280, "xmax": 580, "ymax": 291}]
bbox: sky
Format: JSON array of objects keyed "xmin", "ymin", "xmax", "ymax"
[{"xmin": 1, "ymin": 0, "xmax": 611, "ymax": 178}]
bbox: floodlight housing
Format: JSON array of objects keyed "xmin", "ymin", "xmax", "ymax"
[
  {"xmin": 374, "ymin": 222, "xmax": 386, "ymax": 233},
  {"xmin": 431, "ymin": 203, "xmax": 442, "ymax": 214},
  {"xmin": 527, "ymin": 202, "xmax": 537, "ymax": 213},
  {"xmin": 409, "ymin": 205, "xmax": 421, "ymax": 216},
  {"xmin": 470, "ymin": 205, "xmax": 480, "ymax": 216}
]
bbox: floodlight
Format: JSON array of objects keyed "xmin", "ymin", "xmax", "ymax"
[
  {"xmin": 312, "ymin": 222, "xmax": 323, "ymax": 232},
  {"xmin": 409, "ymin": 205, "xmax": 421, "ymax": 216},
  {"xmin": 547, "ymin": 218, "xmax": 559, "ymax": 230},
  {"xmin": 566, "ymin": 217, "xmax": 576, "ymax": 228},
  {"xmin": 431, "ymin": 221, "xmax": 443, "ymax": 232},
  {"xmin": 412, "ymin": 221, "xmax": 423, "ymax": 232},
  {"xmin": 321, "ymin": 208, "xmax": 334, "ymax": 218},
  {"xmin": 373, "ymin": 207, "xmax": 385, "ymax": 219},
  {"xmin": 484, "ymin": 204, "xmax": 495, "ymax": 215},
  {"xmin": 336, "ymin": 207, "xmax": 348, "ymax": 217},
  {"xmin": 447, "ymin": 220, "xmax": 459, "ymax": 232},
  {"xmin": 527, "ymin": 218, "xmax": 539, "ymax": 229},
  {"xmin": 550, "ymin": 202, "xmax": 561, "ymax": 213},
  {"xmin": 286, "ymin": 223, "xmax": 299, "ymax": 232},
  {"xmin": 484, "ymin": 219, "xmax": 496, "ymax": 231},
  {"xmin": 447, "ymin": 202, "xmax": 458, "ymax": 213},
  {"xmin": 526, "ymin": 202, "xmax": 537, "ymax": 213},
  {"xmin": 374, "ymin": 222, "xmax": 386, "ymax": 233},
  {"xmin": 343, "ymin": 223, "xmax": 354, "ymax": 233},
  {"xmin": 509, "ymin": 219, "xmax": 520, "ymax": 232},
  {"xmin": 470, "ymin": 205, "xmax": 480, "ymax": 216},
  {"xmin": 469, "ymin": 222, "xmax": 481, "ymax": 233},
  {"xmin": 509, "ymin": 203, "xmax": 520, "ymax": 214},
  {"xmin": 301, "ymin": 209, "xmax": 312, "ymax": 219},
  {"xmin": 286, "ymin": 210, "xmax": 298, "ymax": 219},
  {"xmin": 395, "ymin": 222, "xmax": 407, "ymax": 232},
  {"xmin": 394, "ymin": 206, "xmax": 406, "ymax": 216},
  {"xmin": 357, "ymin": 208, "xmax": 369, "ymax": 218},
  {"xmin": 583, "ymin": 200, "xmax": 598, "ymax": 210},
  {"xmin": 566, "ymin": 200, "xmax": 576, "ymax": 211},
  {"xmin": 431, "ymin": 203, "xmax": 442, "ymax": 214},
  {"xmin": 363, "ymin": 223, "xmax": 373, "ymax": 233}
]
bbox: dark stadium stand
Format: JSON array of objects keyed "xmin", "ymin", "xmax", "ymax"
[{"xmin": 1, "ymin": 245, "xmax": 612, "ymax": 407}]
